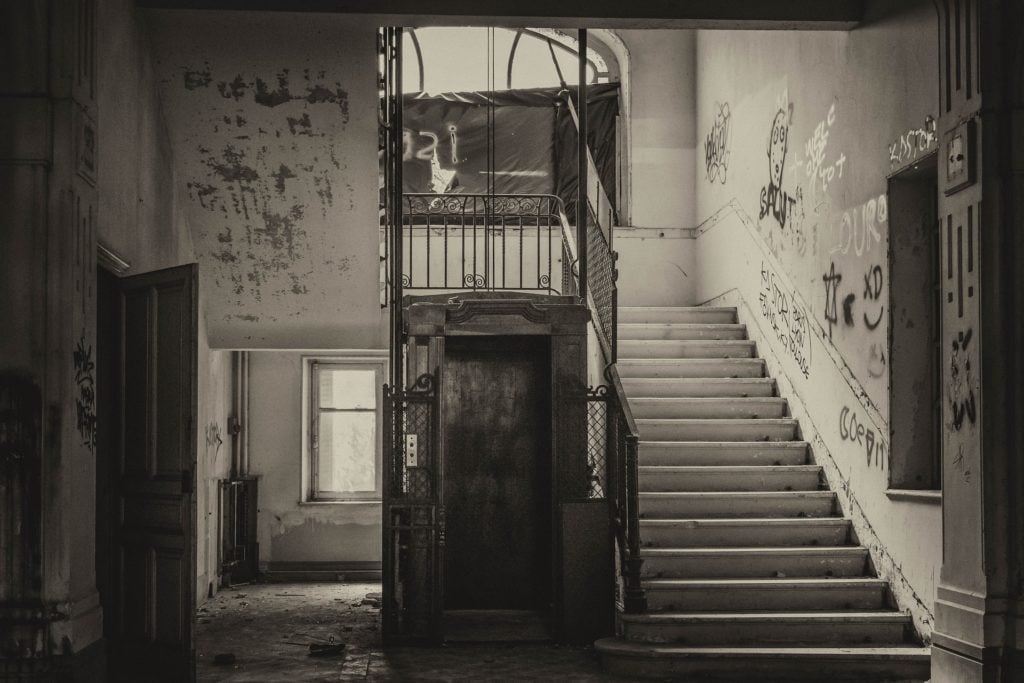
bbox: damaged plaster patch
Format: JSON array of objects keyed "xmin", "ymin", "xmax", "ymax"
[
  {"xmin": 271, "ymin": 164, "xmax": 297, "ymax": 194},
  {"xmin": 183, "ymin": 64, "xmax": 212, "ymax": 90}
]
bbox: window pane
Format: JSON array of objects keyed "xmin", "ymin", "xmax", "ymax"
[
  {"xmin": 318, "ymin": 368, "xmax": 376, "ymax": 409},
  {"xmin": 318, "ymin": 411, "xmax": 376, "ymax": 493}
]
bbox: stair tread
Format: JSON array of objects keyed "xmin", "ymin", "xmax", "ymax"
[
  {"xmin": 620, "ymin": 306, "xmax": 739, "ymax": 312},
  {"xmin": 619, "ymin": 323, "xmax": 747, "ymax": 329},
  {"xmin": 621, "ymin": 358, "xmax": 763, "ymax": 363},
  {"xmin": 641, "ymin": 440, "xmax": 807, "ymax": 447},
  {"xmin": 644, "ymin": 577, "xmax": 886, "ymax": 587},
  {"xmin": 640, "ymin": 465, "xmax": 818, "ymax": 472},
  {"xmin": 632, "ymin": 397, "xmax": 786, "ymax": 403},
  {"xmin": 621, "ymin": 612, "xmax": 910, "ymax": 623},
  {"xmin": 595, "ymin": 639, "xmax": 931, "ymax": 659},
  {"xmin": 636, "ymin": 418, "xmax": 797, "ymax": 423},
  {"xmin": 640, "ymin": 517, "xmax": 847, "ymax": 525},
  {"xmin": 641, "ymin": 490, "xmax": 834, "ymax": 497},
  {"xmin": 621, "ymin": 340, "xmax": 754, "ymax": 346},
  {"xmin": 640, "ymin": 546, "xmax": 866, "ymax": 555}
]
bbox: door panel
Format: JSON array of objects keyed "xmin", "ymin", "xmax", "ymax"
[
  {"xmin": 114, "ymin": 264, "xmax": 197, "ymax": 680},
  {"xmin": 443, "ymin": 336, "xmax": 551, "ymax": 611}
]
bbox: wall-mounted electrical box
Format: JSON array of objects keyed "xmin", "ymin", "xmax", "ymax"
[
  {"xmin": 944, "ymin": 118, "xmax": 977, "ymax": 195},
  {"xmin": 405, "ymin": 434, "xmax": 418, "ymax": 468}
]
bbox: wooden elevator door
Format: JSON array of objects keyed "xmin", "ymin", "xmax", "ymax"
[{"xmin": 442, "ymin": 336, "xmax": 552, "ymax": 611}]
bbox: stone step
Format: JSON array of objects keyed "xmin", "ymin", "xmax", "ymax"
[
  {"xmin": 623, "ymin": 377, "xmax": 776, "ymax": 398},
  {"xmin": 631, "ymin": 397, "xmax": 788, "ymax": 419},
  {"xmin": 640, "ymin": 517, "xmax": 852, "ymax": 548},
  {"xmin": 640, "ymin": 547, "xmax": 870, "ymax": 579},
  {"xmin": 643, "ymin": 577, "xmax": 887, "ymax": 612},
  {"xmin": 617, "ymin": 323, "xmax": 748, "ymax": 341},
  {"xmin": 619, "ymin": 339, "xmax": 756, "ymax": 359},
  {"xmin": 639, "ymin": 465, "xmax": 821, "ymax": 493},
  {"xmin": 620, "ymin": 611, "xmax": 912, "ymax": 647},
  {"xmin": 639, "ymin": 441, "xmax": 808, "ymax": 466},
  {"xmin": 637, "ymin": 418, "xmax": 798, "ymax": 442},
  {"xmin": 640, "ymin": 491, "xmax": 837, "ymax": 519},
  {"xmin": 618, "ymin": 306, "xmax": 738, "ymax": 324},
  {"xmin": 595, "ymin": 639, "xmax": 932, "ymax": 681},
  {"xmin": 618, "ymin": 358, "xmax": 765, "ymax": 379}
]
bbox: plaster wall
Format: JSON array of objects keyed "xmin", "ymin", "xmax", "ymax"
[
  {"xmin": 97, "ymin": 0, "xmax": 233, "ymax": 605},
  {"xmin": 248, "ymin": 352, "xmax": 382, "ymax": 567},
  {"xmin": 616, "ymin": 30, "xmax": 697, "ymax": 230},
  {"xmin": 147, "ymin": 10, "xmax": 385, "ymax": 350},
  {"xmin": 693, "ymin": 0, "xmax": 942, "ymax": 637}
]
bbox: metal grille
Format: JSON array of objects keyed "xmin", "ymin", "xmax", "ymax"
[
  {"xmin": 587, "ymin": 385, "xmax": 609, "ymax": 498},
  {"xmin": 402, "ymin": 193, "xmax": 564, "ymax": 293}
]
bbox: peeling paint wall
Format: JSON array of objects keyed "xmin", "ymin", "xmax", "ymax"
[
  {"xmin": 248, "ymin": 352, "xmax": 381, "ymax": 567},
  {"xmin": 147, "ymin": 11, "xmax": 384, "ymax": 349},
  {"xmin": 692, "ymin": 1, "xmax": 942, "ymax": 638}
]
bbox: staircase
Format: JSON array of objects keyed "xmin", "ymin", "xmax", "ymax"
[{"xmin": 595, "ymin": 306, "xmax": 931, "ymax": 681}]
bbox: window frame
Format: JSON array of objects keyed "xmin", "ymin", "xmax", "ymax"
[{"xmin": 302, "ymin": 355, "xmax": 387, "ymax": 503}]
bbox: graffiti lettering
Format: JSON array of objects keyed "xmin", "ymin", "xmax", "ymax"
[
  {"xmin": 758, "ymin": 262, "xmax": 812, "ymax": 378},
  {"xmin": 862, "ymin": 265, "xmax": 884, "ymax": 330},
  {"xmin": 803, "ymin": 103, "xmax": 846, "ymax": 193},
  {"xmin": 949, "ymin": 328, "xmax": 977, "ymax": 431},
  {"xmin": 888, "ymin": 116, "xmax": 937, "ymax": 169},
  {"xmin": 73, "ymin": 333, "xmax": 97, "ymax": 451},
  {"xmin": 704, "ymin": 102, "xmax": 732, "ymax": 184},
  {"xmin": 839, "ymin": 405, "xmax": 888, "ymax": 469},
  {"xmin": 822, "ymin": 262, "xmax": 842, "ymax": 340},
  {"xmin": 830, "ymin": 194, "xmax": 887, "ymax": 257}
]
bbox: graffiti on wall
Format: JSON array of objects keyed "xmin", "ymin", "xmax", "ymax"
[
  {"xmin": 821, "ymin": 260, "xmax": 888, "ymax": 378},
  {"xmin": 759, "ymin": 104, "xmax": 800, "ymax": 229},
  {"xmin": 802, "ymin": 102, "xmax": 846, "ymax": 194},
  {"xmin": 73, "ymin": 332, "xmax": 97, "ymax": 451},
  {"xmin": 839, "ymin": 405, "xmax": 888, "ymax": 469},
  {"xmin": 704, "ymin": 102, "xmax": 732, "ymax": 183},
  {"xmin": 828, "ymin": 194, "xmax": 887, "ymax": 257},
  {"xmin": 888, "ymin": 116, "xmax": 937, "ymax": 170},
  {"xmin": 758, "ymin": 261, "xmax": 812, "ymax": 378},
  {"xmin": 949, "ymin": 328, "xmax": 977, "ymax": 431}
]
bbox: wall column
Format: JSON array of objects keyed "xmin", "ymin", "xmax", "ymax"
[
  {"xmin": 931, "ymin": 0, "xmax": 1024, "ymax": 679},
  {"xmin": 0, "ymin": 0, "xmax": 104, "ymax": 675}
]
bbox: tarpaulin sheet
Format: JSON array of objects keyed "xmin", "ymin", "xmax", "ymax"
[{"xmin": 402, "ymin": 84, "xmax": 619, "ymax": 216}]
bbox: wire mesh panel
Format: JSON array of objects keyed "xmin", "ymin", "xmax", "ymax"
[
  {"xmin": 586, "ymin": 385, "xmax": 610, "ymax": 499},
  {"xmin": 587, "ymin": 209, "xmax": 616, "ymax": 350}
]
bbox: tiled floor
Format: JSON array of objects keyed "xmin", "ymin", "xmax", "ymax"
[{"xmin": 196, "ymin": 582, "xmax": 621, "ymax": 681}]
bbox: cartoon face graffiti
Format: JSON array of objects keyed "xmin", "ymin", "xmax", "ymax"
[{"xmin": 768, "ymin": 108, "xmax": 791, "ymax": 188}]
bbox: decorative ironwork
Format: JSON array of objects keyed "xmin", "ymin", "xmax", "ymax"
[
  {"xmin": 463, "ymin": 273, "xmax": 486, "ymax": 288},
  {"xmin": 383, "ymin": 370, "xmax": 442, "ymax": 642},
  {"xmin": 587, "ymin": 372, "xmax": 647, "ymax": 615},
  {"xmin": 401, "ymin": 193, "xmax": 566, "ymax": 293}
]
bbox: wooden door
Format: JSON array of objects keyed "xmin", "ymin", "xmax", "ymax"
[
  {"xmin": 114, "ymin": 264, "xmax": 198, "ymax": 680},
  {"xmin": 442, "ymin": 336, "xmax": 551, "ymax": 611}
]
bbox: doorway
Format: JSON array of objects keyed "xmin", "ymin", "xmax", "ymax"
[
  {"xmin": 94, "ymin": 263, "xmax": 199, "ymax": 681},
  {"xmin": 442, "ymin": 336, "xmax": 553, "ymax": 620}
]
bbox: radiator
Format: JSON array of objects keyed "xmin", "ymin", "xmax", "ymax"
[{"xmin": 219, "ymin": 477, "xmax": 258, "ymax": 583}]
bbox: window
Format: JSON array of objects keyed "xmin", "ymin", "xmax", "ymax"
[
  {"xmin": 888, "ymin": 153, "xmax": 941, "ymax": 491},
  {"xmin": 307, "ymin": 360, "xmax": 385, "ymax": 500},
  {"xmin": 403, "ymin": 27, "xmax": 617, "ymax": 94}
]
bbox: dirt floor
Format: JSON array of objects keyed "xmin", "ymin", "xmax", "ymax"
[{"xmin": 195, "ymin": 582, "xmax": 622, "ymax": 682}]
